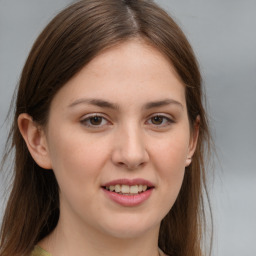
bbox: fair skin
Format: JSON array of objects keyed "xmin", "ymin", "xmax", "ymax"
[{"xmin": 18, "ymin": 39, "xmax": 198, "ymax": 256}]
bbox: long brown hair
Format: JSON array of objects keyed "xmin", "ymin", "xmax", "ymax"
[{"xmin": 0, "ymin": 1, "xmax": 213, "ymax": 255}]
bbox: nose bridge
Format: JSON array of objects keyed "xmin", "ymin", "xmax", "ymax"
[
  {"xmin": 124, "ymin": 123, "xmax": 144, "ymax": 154},
  {"xmin": 112, "ymin": 121, "xmax": 149, "ymax": 169}
]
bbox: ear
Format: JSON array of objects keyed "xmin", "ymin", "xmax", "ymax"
[
  {"xmin": 185, "ymin": 116, "xmax": 200, "ymax": 167},
  {"xmin": 18, "ymin": 113, "xmax": 52, "ymax": 169}
]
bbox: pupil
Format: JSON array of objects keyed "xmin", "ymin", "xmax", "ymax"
[
  {"xmin": 152, "ymin": 116, "xmax": 163, "ymax": 125},
  {"xmin": 90, "ymin": 116, "xmax": 102, "ymax": 125}
]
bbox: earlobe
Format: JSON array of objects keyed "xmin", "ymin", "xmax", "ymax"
[
  {"xmin": 186, "ymin": 116, "xmax": 200, "ymax": 167},
  {"xmin": 18, "ymin": 113, "xmax": 52, "ymax": 169},
  {"xmin": 185, "ymin": 157, "xmax": 192, "ymax": 167}
]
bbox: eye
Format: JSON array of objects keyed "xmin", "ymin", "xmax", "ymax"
[
  {"xmin": 80, "ymin": 114, "xmax": 109, "ymax": 128},
  {"xmin": 146, "ymin": 114, "xmax": 174, "ymax": 127}
]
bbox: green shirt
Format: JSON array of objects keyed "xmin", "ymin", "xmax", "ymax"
[
  {"xmin": 30, "ymin": 246, "xmax": 51, "ymax": 256},
  {"xmin": 30, "ymin": 245, "xmax": 167, "ymax": 256}
]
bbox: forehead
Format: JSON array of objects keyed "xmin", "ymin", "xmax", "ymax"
[
  {"xmin": 84, "ymin": 39, "xmax": 183, "ymax": 84},
  {"xmin": 50, "ymin": 39, "xmax": 186, "ymax": 111}
]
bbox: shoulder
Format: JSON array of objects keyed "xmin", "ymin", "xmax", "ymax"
[{"xmin": 30, "ymin": 245, "xmax": 51, "ymax": 256}]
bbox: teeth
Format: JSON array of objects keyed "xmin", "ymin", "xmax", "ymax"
[
  {"xmin": 115, "ymin": 184, "xmax": 121, "ymax": 193},
  {"xmin": 130, "ymin": 185, "xmax": 138, "ymax": 194},
  {"xmin": 105, "ymin": 184, "xmax": 149, "ymax": 194},
  {"xmin": 121, "ymin": 185, "xmax": 129, "ymax": 194}
]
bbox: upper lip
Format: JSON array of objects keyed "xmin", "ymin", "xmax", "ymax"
[{"xmin": 102, "ymin": 178, "xmax": 154, "ymax": 187}]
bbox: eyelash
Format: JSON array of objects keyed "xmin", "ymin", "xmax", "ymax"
[
  {"xmin": 80, "ymin": 114, "xmax": 174, "ymax": 128},
  {"xmin": 146, "ymin": 114, "xmax": 174, "ymax": 128},
  {"xmin": 80, "ymin": 114, "xmax": 110, "ymax": 128}
]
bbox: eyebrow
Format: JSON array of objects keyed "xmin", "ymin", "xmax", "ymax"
[
  {"xmin": 143, "ymin": 99, "xmax": 183, "ymax": 110},
  {"xmin": 68, "ymin": 98, "xmax": 119, "ymax": 110},
  {"xmin": 68, "ymin": 98, "xmax": 183, "ymax": 110}
]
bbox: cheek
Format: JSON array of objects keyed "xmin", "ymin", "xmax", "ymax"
[
  {"xmin": 150, "ymin": 129, "xmax": 190, "ymax": 173},
  {"xmin": 47, "ymin": 131, "xmax": 110, "ymax": 217},
  {"xmin": 149, "ymin": 129, "xmax": 189, "ymax": 208},
  {"xmin": 155, "ymin": 140, "xmax": 186, "ymax": 191},
  {"xmin": 46, "ymin": 126, "xmax": 110, "ymax": 194}
]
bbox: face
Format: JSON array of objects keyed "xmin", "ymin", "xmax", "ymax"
[{"xmin": 41, "ymin": 40, "xmax": 197, "ymax": 239}]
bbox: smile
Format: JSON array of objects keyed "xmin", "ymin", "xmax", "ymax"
[
  {"xmin": 102, "ymin": 179, "xmax": 154, "ymax": 206},
  {"xmin": 104, "ymin": 184, "xmax": 148, "ymax": 195}
]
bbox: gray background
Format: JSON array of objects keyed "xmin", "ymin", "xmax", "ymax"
[{"xmin": 0, "ymin": 0, "xmax": 255, "ymax": 255}]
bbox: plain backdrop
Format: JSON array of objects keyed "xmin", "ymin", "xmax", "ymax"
[{"xmin": 0, "ymin": 1, "xmax": 256, "ymax": 255}]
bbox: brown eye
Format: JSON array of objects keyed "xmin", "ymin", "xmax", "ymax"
[
  {"xmin": 81, "ymin": 115, "xmax": 109, "ymax": 128},
  {"xmin": 151, "ymin": 116, "xmax": 164, "ymax": 125},
  {"xmin": 90, "ymin": 116, "xmax": 103, "ymax": 125},
  {"xmin": 146, "ymin": 114, "xmax": 174, "ymax": 128}
]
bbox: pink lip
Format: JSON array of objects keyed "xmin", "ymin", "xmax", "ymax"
[
  {"xmin": 101, "ymin": 178, "xmax": 154, "ymax": 207},
  {"xmin": 102, "ymin": 188, "xmax": 153, "ymax": 207}
]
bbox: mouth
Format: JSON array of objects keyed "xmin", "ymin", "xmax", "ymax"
[
  {"xmin": 102, "ymin": 181, "xmax": 154, "ymax": 206},
  {"xmin": 103, "ymin": 184, "xmax": 152, "ymax": 196}
]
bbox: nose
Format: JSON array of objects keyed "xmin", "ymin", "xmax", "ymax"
[{"xmin": 111, "ymin": 125, "xmax": 149, "ymax": 170}]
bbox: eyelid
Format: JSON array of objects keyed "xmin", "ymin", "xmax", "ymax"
[
  {"xmin": 146, "ymin": 113, "xmax": 175, "ymax": 127},
  {"xmin": 80, "ymin": 113, "xmax": 111, "ymax": 128},
  {"xmin": 79, "ymin": 112, "xmax": 175, "ymax": 129}
]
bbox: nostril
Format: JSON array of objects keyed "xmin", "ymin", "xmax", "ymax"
[
  {"xmin": 117, "ymin": 162, "xmax": 126, "ymax": 167},
  {"xmin": 118, "ymin": 161, "xmax": 145, "ymax": 170},
  {"xmin": 111, "ymin": 146, "xmax": 149, "ymax": 169}
]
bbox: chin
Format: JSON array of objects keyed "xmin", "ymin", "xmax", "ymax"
[{"xmin": 98, "ymin": 214, "xmax": 161, "ymax": 239}]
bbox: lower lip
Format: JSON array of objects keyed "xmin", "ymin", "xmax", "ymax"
[{"xmin": 102, "ymin": 188, "xmax": 153, "ymax": 207}]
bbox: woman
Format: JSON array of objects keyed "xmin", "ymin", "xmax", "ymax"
[{"xmin": 0, "ymin": 0, "xmax": 213, "ymax": 255}]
